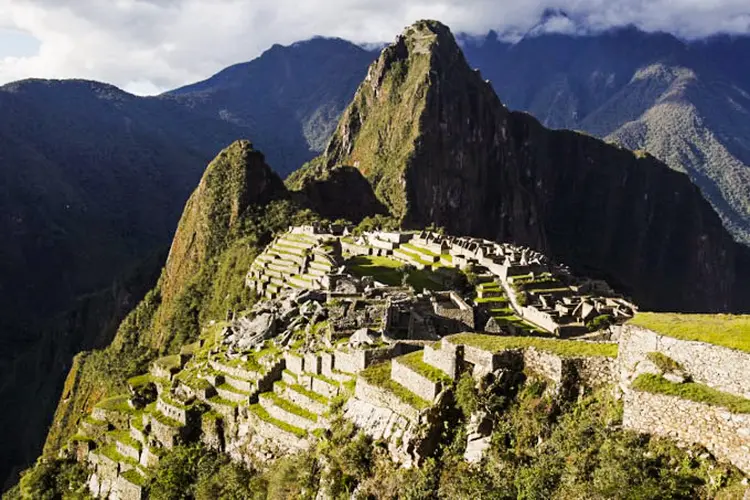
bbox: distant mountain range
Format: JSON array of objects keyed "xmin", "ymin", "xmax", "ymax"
[{"xmin": 2, "ymin": 23, "xmax": 750, "ymax": 486}]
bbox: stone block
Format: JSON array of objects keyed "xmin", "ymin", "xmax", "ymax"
[
  {"xmin": 391, "ymin": 358, "xmax": 441, "ymax": 402},
  {"xmin": 285, "ymin": 353, "xmax": 305, "ymax": 375}
]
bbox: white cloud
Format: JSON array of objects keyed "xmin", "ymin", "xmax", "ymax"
[{"xmin": 0, "ymin": 0, "xmax": 748, "ymax": 95}]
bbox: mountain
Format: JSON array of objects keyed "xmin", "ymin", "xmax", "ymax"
[
  {"xmin": 14, "ymin": 21, "xmax": 750, "ymax": 498},
  {"xmin": 39, "ymin": 140, "xmax": 313, "ymax": 466},
  {"xmin": 0, "ymin": 38, "xmax": 374, "ymax": 485},
  {"xmin": 460, "ymin": 28, "xmax": 750, "ymax": 242},
  {"xmin": 289, "ymin": 20, "xmax": 750, "ymax": 313},
  {"xmin": 164, "ymin": 37, "xmax": 377, "ymax": 176},
  {"xmin": 0, "ymin": 78, "xmax": 246, "ymax": 486}
]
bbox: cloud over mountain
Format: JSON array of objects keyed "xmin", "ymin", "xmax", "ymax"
[{"xmin": 0, "ymin": 0, "xmax": 749, "ymax": 94}]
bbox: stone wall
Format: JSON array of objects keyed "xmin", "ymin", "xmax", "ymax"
[
  {"xmin": 423, "ymin": 343, "xmax": 462, "ymax": 379},
  {"xmin": 354, "ymin": 376, "xmax": 420, "ymax": 422},
  {"xmin": 391, "ymin": 359, "xmax": 441, "ymax": 402},
  {"xmin": 522, "ymin": 347, "xmax": 564, "ymax": 383},
  {"xmin": 618, "ymin": 325, "xmax": 750, "ymax": 398},
  {"xmin": 623, "ymin": 389, "xmax": 750, "ymax": 475},
  {"xmin": 114, "ymin": 475, "xmax": 144, "ymax": 500},
  {"xmin": 574, "ymin": 356, "xmax": 617, "ymax": 388},
  {"xmin": 157, "ymin": 398, "xmax": 188, "ymax": 425},
  {"xmin": 284, "ymin": 353, "xmax": 305, "ymax": 375}
]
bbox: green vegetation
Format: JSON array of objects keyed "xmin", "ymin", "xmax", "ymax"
[
  {"xmin": 629, "ymin": 312, "xmax": 750, "ymax": 353},
  {"xmin": 248, "ymin": 404, "xmax": 307, "ymax": 438},
  {"xmin": 127, "ymin": 373, "xmax": 153, "ymax": 389},
  {"xmin": 587, "ymin": 313, "xmax": 614, "ymax": 331},
  {"xmin": 645, "ymin": 352, "xmax": 684, "ymax": 373},
  {"xmin": 632, "ymin": 374, "xmax": 750, "ymax": 414},
  {"xmin": 150, "ymin": 409, "xmax": 183, "ymax": 429},
  {"xmin": 147, "ymin": 444, "xmax": 258, "ymax": 500},
  {"xmin": 260, "ymin": 393, "xmax": 318, "ymax": 422},
  {"xmin": 95, "ymin": 395, "xmax": 133, "ymax": 413},
  {"xmin": 277, "ymin": 381, "xmax": 330, "ymax": 405},
  {"xmin": 448, "ymin": 333, "xmax": 618, "ymax": 357},
  {"xmin": 120, "ymin": 469, "xmax": 147, "ymax": 487},
  {"xmin": 13, "ymin": 458, "xmax": 90, "ymax": 500},
  {"xmin": 345, "ymin": 255, "xmax": 405, "ymax": 286},
  {"xmin": 110, "ymin": 430, "xmax": 142, "ymax": 451},
  {"xmin": 397, "ymin": 351, "xmax": 452, "ymax": 384},
  {"xmin": 359, "ymin": 361, "xmax": 430, "ymax": 410}
]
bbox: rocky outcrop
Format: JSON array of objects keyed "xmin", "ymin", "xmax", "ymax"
[{"xmin": 292, "ymin": 20, "xmax": 750, "ymax": 313}]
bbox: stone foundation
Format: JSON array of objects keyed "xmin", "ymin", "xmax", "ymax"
[{"xmin": 623, "ymin": 389, "xmax": 750, "ymax": 475}]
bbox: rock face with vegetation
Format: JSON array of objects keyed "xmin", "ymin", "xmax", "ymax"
[{"xmin": 291, "ymin": 20, "xmax": 750, "ymax": 314}]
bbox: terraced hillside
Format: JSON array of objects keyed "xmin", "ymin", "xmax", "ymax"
[{"xmin": 49, "ymin": 226, "xmax": 749, "ymax": 499}]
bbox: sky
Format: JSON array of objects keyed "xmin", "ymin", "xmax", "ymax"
[{"xmin": 0, "ymin": 0, "xmax": 749, "ymax": 95}]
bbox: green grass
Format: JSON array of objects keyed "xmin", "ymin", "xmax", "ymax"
[
  {"xmin": 175, "ymin": 369, "xmax": 212, "ymax": 391},
  {"xmin": 629, "ymin": 313, "xmax": 750, "ymax": 353},
  {"xmin": 406, "ymin": 269, "xmax": 445, "ymax": 292},
  {"xmin": 150, "ymin": 409, "xmax": 183, "ymax": 428},
  {"xmin": 260, "ymin": 392, "xmax": 319, "ymax": 422},
  {"xmin": 99, "ymin": 443, "xmax": 139, "ymax": 467},
  {"xmin": 346, "ymin": 255, "xmax": 404, "ymax": 286},
  {"xmin": 110, "ymin": 430, "xmax": 142, "ymax": 451},
  {"xmin": 447, "ymin": 333, "xmax": 618, "ymax": 358},
  {"xmin": 154, "ymin": 354, "xmax": 182, "ymax": 371},
  {"xmin": 69, "ymin": 434, "xmax": 95, "ymax": 443},
  {"xmin": 646, "ymin": 352, "xmax": 684, "ymax": 373},
  {"xmin": 217, "ymin": 382, "xmax": 250, "ymax": 396},
  {"xmin": 130, "ymin": 416, "xmax": 146, "ymax": 433},
  {"xmin": 126, "ymin": 373, "xmax": 153, "ymax": 388},
  {"xmin": 120, "ymin": 469, "xmax": 147, "ymax": 487},
  {"xmin": 83, "ymin": 415, "xmax": 108, "ymax": 427},
  {"xmin": 397, "ymin": 351, "xmax": 452, "ymax": 384},
  {"xmin": 402, "ymin": 243, "xmax": 439, "ymax": 258},
  {"xmin": 282, "ymin": 369, "xmax": 298, "ymax": 383},
  {"xmin": 208, "ymin": 395, "xmax": 239, "ymax": 408},
  {"xmin": 632, "ymin": 374, "xmax": 750, "ymax": 413},
  {"xmin": 440, "ymin": 253, "xmax": 453, "ymax": 263},
  {"xmin": 310, "ymin": 372, "xmax": 341, "ymax": 388},
  {"xmin": 96, "ymin": 395, "xmax": 134, "ymax": 413},
  {"xmin": 248, "ymin": 404, "xmax": 307, "ymax": 438},
  {"xmin": 276, "ymin": 381, "xmax": 330, "ymax": 405},
  {"xmin": 474, "ymin": 296, "xmax": 509, "ymax": 304},
  {"xmin": 359, "ymin": 361, "xmax": 430, "ymax": 410}
]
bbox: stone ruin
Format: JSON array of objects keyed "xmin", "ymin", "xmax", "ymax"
[{"xmin": 64, "ymin": 228, "xmax": 748, "ymax": 498}]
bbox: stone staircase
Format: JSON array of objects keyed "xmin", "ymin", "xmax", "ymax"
[{"xmin": 247, "ymin": 233, "xmax": 339, "ymax": 299}]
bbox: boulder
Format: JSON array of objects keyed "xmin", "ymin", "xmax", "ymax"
[{"xmin": 349, "ymin": 328, "xmax": 378, "ymax": 348}]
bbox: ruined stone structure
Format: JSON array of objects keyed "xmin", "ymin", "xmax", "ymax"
[
  {"xmin": 618, "ymin": 324, "xmax": 750, "ymax": 475},
  {"xmin": 65, "ymin": 228, "xmax": 749, "ymax": 497}
]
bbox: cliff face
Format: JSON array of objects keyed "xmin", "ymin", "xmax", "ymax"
[
  {"xmin": 294, "ymin": 20, "xmax": 750, "ymax": 313},
  {"xmin": 150, "ymin": 141, "xmax": 287, "ymax": 347}
]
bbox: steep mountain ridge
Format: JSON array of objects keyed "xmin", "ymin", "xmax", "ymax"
[
  {"xmin": 292, "ymin": 20, "xmax": 750, "ymax": 313},
  {"xmin": 165, "ymin": 38, "xmax": 377, "ymax": 175},
  {"xmin": 462, "ymin": 29, "xmax": 750, "ymax": 242}
]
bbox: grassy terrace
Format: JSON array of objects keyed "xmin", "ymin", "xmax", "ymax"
[
  {"xmin": 346, "ymin": 255, "xmax": 403, "ymax": 286},
  {"xmin": 346, "ymin": 255, "xmax": 442, "ymax": 290},
  {"xmin": 397, "ymin": 351, "xmax": 451, "ymax": 383},
  {"xmin": 276, "ymin": 381, "xmax": 330, "ymax": 405},
  {"xmin": 260, "ymin": 392, "xmax": 318, "ymax": 421},
  {"xmin": 175, "ymin": 369, "xmax": 212, "ymax": 391},
  {"xmin": 110, "ymin": 430, "xmax": 142, "ymax": 451},
  {"xmin": 402, "ymin": 243, "xmax": 439, "ymax": 258},
  {"xmin": 100, "ymin": 443, "xmax": 138, "ymax": 467},
  {"xmin": 359, "ymin": 361, "xmax": 430, "ymax": 410},
  {"xmin": 126, "ymin": 373, "xmax": 153, "ymax": 389},
  {"xmin": 121, "ymin": 469, "xmax": 147, "ymax": 487},
  {"xmin": 629, "ymin": 313, "xmax": 750, "ymax": 353},
  {"xmin": 150, "ymin": 409, "xmax": 183, "ymax": 428},
  {"xmin": 248, "ymin": 404, "xmax": 307, "ymax": 438},
  {"xmin": 208, "ymin": 395, "xmax": 239, "ymax": 408},
  {"xmin": 154, "ymin": 354, "xmax": 182, "ymax": 372},
  {"xmin": 632, "ymin": 374, "xmax": 750, "ymax": 413},
  {"xmin": 96, "ymin": 395, "xmax": 134, "ymax": 413},
  {"xmin": 447, "ymin": 333, "xmax": 618, "ymax": 358}
]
